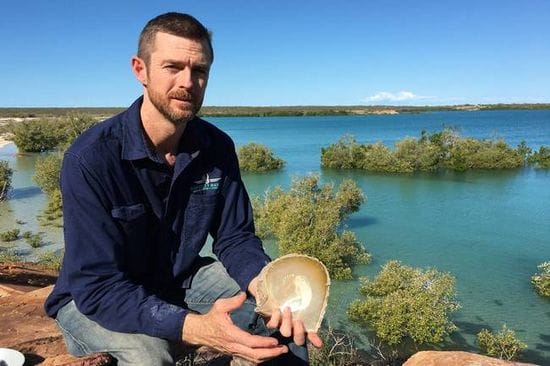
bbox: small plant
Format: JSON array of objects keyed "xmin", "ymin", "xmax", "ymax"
[
  {"xmin": 57, "ymin": 113, "xmax": 97, "ymax": 148},
  {"xmin": 528, "ymin": 146, "xmax": 550, "ymax": 168},
  {"xmin": 531, "ymin": 261, "xmax": 550, "ymax": 297},
  {"xmin": 309, "ymin": 325, "xmax": 364, "ymax": 366},
  {"xmin": 34, "ymin": 153, "xmax": 63, "ymax": 195},
  {"xmin": 348, "ymin": 260, "xmax": 459, "ymax": 348},
  {"xmin": 26, "ymin": 233, "xmax": 44, "ymax": 248},
  {"xmin": 37, "ymin": 250, "xmax": 63, "ymax": 272},
  {"xmin": 22, "ymin": 230, "xmax": 33, "ymax": 239},
  {"xmin": 11, "ymin": 119, "xmax": 60, "ymax": 152},
  {"xmin": 0, "ymin": 160, "xmax": 12, "ymax": 200},
  {"xmin": 477, "ymin": 324, "xmax": 527, "ymax": 361},
  {"xmin": 38, "ymin": 188, "xmax": 63, "ymax": 227},
  {"xmin": 0, "ymin": 228, "xmax": 20, "ymax": 242},
  {"xmin": 253, "ymin": 176, "xmax": 371, "ymax": 280},
  {"xmin": 237, "ymin": 142, "xmax": 285, "ymax": 172},
  {"xmin": 0, "ymin": 249, "xmax": 22, "ymax": 263}
]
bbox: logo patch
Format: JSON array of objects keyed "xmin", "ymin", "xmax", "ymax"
[{"xmin": 191, "ymin": 173, "xmax": 221, "ymax": 193}]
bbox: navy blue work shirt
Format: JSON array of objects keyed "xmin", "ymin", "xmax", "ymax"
[{"xmin": 45, "ymin": 97, "xmax": 270, "ymax": 341}]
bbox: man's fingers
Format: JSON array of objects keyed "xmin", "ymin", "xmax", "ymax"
[
  {"xmin": 292, "ymin": 319, "xmax": 306, "ymax": 346},
  {"xmin": 307, "ymin": 332, "xmax": 323, "ymax": 348},
  {"xmin": 279, "ymin": 307, "xmax": 292, "ymax": 337},
  {"xmin": 230, "ymin": 342, "xmax": 288, "ymax": 364},
  {"xmin": 231, "ymin": 325, "xmax": 280, "ymax": 349},
  {"xmin": 214, "ymin": 292, "xmax": 247, "ymax": 313},
  {"xmin": 265, "ymin": 309, "xmax": 281, "ymax": 329}
]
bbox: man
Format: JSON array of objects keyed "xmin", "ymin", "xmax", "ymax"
[{"xmin": 45, "ymin": 12, "xmax": 321, "ymax": 365}]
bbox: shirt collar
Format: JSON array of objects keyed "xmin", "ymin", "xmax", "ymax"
[
  {"xmin": 121, "ymin": 97, "xmax": 150, "ymax": 161},
  {"xmin": 121, "ymin": 96, "xmax": 212, "ymax": 162}
]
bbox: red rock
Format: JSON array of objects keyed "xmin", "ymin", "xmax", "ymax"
[
  {"xmin": 40, "ymin": 353, "xmax": 113, "ymax": 366},
  {"xmin": 403, "ymin": 351, "xmax": 539, "ymax": 366},
  {"xmin": 0, "ymin": 285, "xmax": 67, "ymax": 364}
]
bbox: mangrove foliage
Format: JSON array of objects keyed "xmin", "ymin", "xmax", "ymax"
[
  {"xmin": 348, "ymin": 260, "xmax": 459, "ymax": 349},
  {"xmin": 0, "ymin": 160, "xmax": 12, "ymax": 200},
  {"xmin": 237, "ymin": 142, "xmax": 285, "ymax": 172},
  {"xmin": 321, "ymin": 129, "xmax": 548, "ymax": 172},
  {"xmin": 252, "ymin": 176, "xmax": 371, "ymax": 279},
  {"xmin": 531, "ymin": 261, "xmax": 550, "ymax": 297},
  {"xmin": 10, "ymin": 114, "xmax": 97, "ymax": 152},
  {"xmin": 477, "ymin": 324, "xmax": 527, "ymax": 361}
]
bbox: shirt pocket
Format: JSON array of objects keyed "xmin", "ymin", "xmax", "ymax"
[
  {"xmin": 111, "ymin": 203, "xmax": 152, "ymax": 273},
  {"xmin": 183, "ymin": 193, "xmax": 218, "ymax": 247}
]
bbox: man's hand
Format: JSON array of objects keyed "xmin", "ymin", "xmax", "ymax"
[
  {"xmin": 182, "ymin": 292, "xmax": 288, "ymax": 364},
  {"xmin": 248, "ymin": 277, "xmax": 323, "ymax": 348}
]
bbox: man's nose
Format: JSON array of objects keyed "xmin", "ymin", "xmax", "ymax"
[{"xmin": 177, "ymin": 68, "xmax": 193, "ymax": 89}]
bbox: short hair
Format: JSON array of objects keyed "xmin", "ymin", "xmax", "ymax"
[{"xmin": 138, "ymin": 12, "xmax": 214, "ymax": 65}]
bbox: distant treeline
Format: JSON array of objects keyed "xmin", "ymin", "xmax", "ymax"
[{"xmin": 1, "ymin": 103, "xmax": 550, "ymax": 118}]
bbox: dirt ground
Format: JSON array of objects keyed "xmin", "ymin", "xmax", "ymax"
[{"xmin": 0, "ymin": 262, "xmax": 115, "ymax": 365}]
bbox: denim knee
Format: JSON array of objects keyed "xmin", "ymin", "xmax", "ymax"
[{"xmin": 55, "ymin": 300, "xmax": 175, "ymax": 366}]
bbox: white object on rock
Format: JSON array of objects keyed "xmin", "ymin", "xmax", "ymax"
[
  {"xmin": 0, "ymin": 348, "xmax": 25, "ymax": 366},
  {"xmin": 255, "ymin": 254, "xmax": 330, "ymax": 332}
]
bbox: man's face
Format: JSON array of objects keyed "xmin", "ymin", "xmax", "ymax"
[{"xmin": 141, "ymin": 32, "xmax": 211, "ymax": 125}]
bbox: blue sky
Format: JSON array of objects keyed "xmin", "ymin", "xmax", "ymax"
[{"xmin": 1, "ymin": 0, "xmax": 549, "ymax": 107}]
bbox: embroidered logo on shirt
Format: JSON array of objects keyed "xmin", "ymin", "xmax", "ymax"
[{"xmin": 191, "ymin": 173, "xmax": 222, "ymax": 193}]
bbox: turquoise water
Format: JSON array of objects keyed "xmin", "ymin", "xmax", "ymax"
[{"xmin": 1, "ymin": 110, "xmax": 549, "ymax": 363}]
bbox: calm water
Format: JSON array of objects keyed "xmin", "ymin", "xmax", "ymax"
[{"xmin": 1, "ymin": 110, "xmax": 549, "ymax": 363}]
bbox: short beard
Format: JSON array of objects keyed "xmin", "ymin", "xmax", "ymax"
[{"xmin": 147, "ymin": 87, "xmax": 200, "ymax": 126}]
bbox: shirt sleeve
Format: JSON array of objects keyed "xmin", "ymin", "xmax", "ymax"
[
  {"xmin": 210, "ymin": 142, "xmax": 271, "ymax": 290},
  {"xmin": 61, "ymin": 152, "xmax": 187, "ymax": 341}
]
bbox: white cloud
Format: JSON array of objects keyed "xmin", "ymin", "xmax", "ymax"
[{"xmin": 364, "ymin": 91, "xmax": 434, "ymax": 103}]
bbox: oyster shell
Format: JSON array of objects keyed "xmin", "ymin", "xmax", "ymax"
[{"xmin": 255, "ymin": 254, "xmax": 330, "ymax": 332}]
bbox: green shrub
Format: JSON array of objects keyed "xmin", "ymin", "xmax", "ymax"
[
  {"xmin": 348, "ymin": 260, "xmax": 459, "ymax": 347},
  {"xmin": 10, "ymin": 114, "xmax": 97, "ymax": 153},
  {"xmin": 38, "ymin": 188, "xmax": 63, "ymax": 227},
  {"xmin": 26, "ymin": 233, "xmax": 44, "ymax": 248},
  {"xmin": 56, "ymin": 113, "xmax": 97, "ymax": 147},
  {"xmin": 322, "ymin": 129, "xmax": 528, "ymax": 173},
  {"xmin": 394, "ymin": 137, "xmax": 441, "ymax": 172},
  {"xmin": 0, "ymin": 160, "xmax": 13, "ymax": 200},
  {"xmin": 33, "ymin": 154, "xmax": 64, "ymax": 227},
  {"xmin": 516, "ymin": 140, "xmax": 532, "ymax": 163},
  {"xmin": 528, "ymin": 146, "xmax": 550, "ymax": 168},
  {"xmin": 253, "ymin": 176, "xmax": 371, "ymax": 279},
  {"xmin": 531, "ymin": 261, "xmax": 550, "ymax": 297},
  {"xmin": 33, "ymin": 153, "xmax": 63, "ymax": 195},
  {"xmin": 477, "ymin": 324, "xmax": 527, "ymax": 360},
  {"xmin": 0, "ymin": 249, "xmax": 22, "ymax": 263},
  {"xmin": 0, "ymin": 228, "xmax": 20, "ymax": 242},
  {"xmin": 37, "ymin": 250, "xmax": 63, "ymax": 272},
  {"xmin": 360, "ymin": 142, "xmax": 411, "ymax": 173},
  {"xmin": 11, "ymin": 119, "xmax": 61, "ymax": 152},
  {"xmin": 237, "ymin": 142, "xmax": 285, "ymax": 172},
  {"xmin": 444, "ymin": 138, "xmax": 523, "ymax": 171},
  {"xmin": 320, "ymin": 135, "xmax": 365, "ymax": 169}
]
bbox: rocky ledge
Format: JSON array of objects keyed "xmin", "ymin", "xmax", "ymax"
[{"xmin": 0, "ymin": 263, "xmax": 540, "ymax": 365}]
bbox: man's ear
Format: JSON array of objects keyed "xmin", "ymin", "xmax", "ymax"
[{"xmin": 131, "ymin": 56, "xmax": 147, "ymax": 87}]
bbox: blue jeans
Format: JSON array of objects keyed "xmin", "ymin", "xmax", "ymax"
[{"xmin": 55, "ymin": 257, "xmax": 308, "ymax": 365}]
